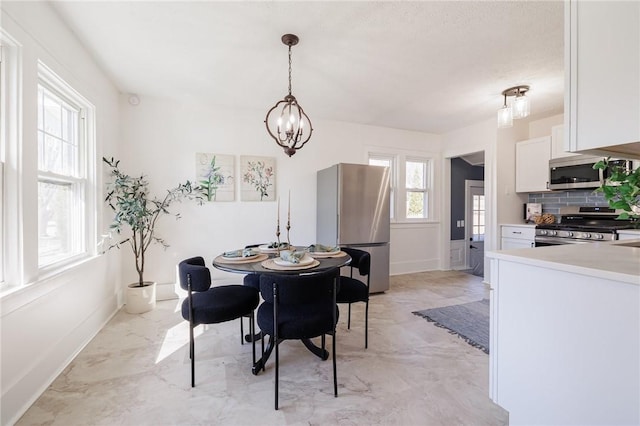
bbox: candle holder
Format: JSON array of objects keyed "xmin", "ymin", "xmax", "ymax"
[
  {"xmin": 286, "ymin": 219, "xmax": 291, "ymax": 247},
  {"xmin": 276, "ymin": 223, "xmax": 281, "ymax": 256}
]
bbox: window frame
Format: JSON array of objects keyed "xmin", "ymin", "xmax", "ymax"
[
  {"xmin": 368, "ymin": 151, "xmax": 434, "ymax": 223},
  {"xmin": 36, "ymin": 62, "xmax": 96, "ymax": 274},
  {"xmin": 368, "ymin": 153, "xmax": 396, "ymax": 220},
  {"xmin": 404, "ymin": 157, "xmax": 431, "ymax": 220}
]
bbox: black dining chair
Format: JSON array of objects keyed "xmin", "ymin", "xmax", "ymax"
[
  {"xmin": 257, "ymin": 268, "xmax": 340, "ymax": 410},
  {"xmin": 336, "ymin": 247, "xmax": 371, "ymax": 348},
  {"xmin": 241, "ymin": 243, "xmax": 264, "ymax": 343},
  {"xmin": 178, "ymin": 256, "xmax": 260, "ymax": 387}
]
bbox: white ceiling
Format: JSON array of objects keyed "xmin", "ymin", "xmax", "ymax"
[{"xmin": 50, "ymin": 0, "xmax": 565, "ymax": 135}]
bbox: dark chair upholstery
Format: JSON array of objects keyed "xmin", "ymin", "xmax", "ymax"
[
  {"xmin": 179, "ymin": 256, "xmax": 259, "ymax": 387},
  {"xmin": 257, "ymin": 268, "xmax": 340, "ymax": 410},
  {"xmin": 337, "ymin": 247, "xmax": 371, "ymax": 348}
]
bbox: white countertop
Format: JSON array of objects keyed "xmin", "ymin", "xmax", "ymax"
[
  {"xmin": 488, "ymin": 239, "xmax": 640, "ymax": 285},
  {"xmin": 500, "ymin": 223, "xmax": 536, "ymax": 227}
]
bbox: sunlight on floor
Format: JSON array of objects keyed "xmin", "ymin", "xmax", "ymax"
[{"xmin": 155, "ymin": 299, "xmax": 196, "ymax": 364}]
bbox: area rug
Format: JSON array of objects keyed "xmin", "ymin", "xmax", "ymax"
[{"xmin": 413, "ymin": 299, "xmax": 489, "ymax": 354}]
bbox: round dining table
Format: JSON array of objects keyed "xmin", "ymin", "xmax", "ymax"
[
  {"xmin": 211, "ymin": 248, "xmax": 352, "ymax": 375},
  {"xmin": 212, "ymin": 249, "xmax": 351, "ymax": 275}
]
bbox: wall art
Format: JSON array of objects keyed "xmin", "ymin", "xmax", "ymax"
[
  {"xmin": 195, "ymin": 153, "xmax": 235, "ymax": 202},
  {"xmin": 240, "ymin": 155, "xmax": 276, "ymax": 201}
]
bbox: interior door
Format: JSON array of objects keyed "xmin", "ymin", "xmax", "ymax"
[{"xmin": 465, "ymin": 180, "xmax": 485, "ymax": 277}]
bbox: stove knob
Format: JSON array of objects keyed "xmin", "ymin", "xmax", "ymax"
[
  {"xmin": 584, "ymin": 233, "xmax": 591, "ymax": 239},
  {"xmin": 568, "ymin": 232, "xmax": 574, "ymax": 237},
  {"xmin": 551, "ymin": 230, "xmax": 558, "ymax": 236},
  {"xmin": 539, "ymin": 230, "xmax": 547, "ymax": 236},
  {"xmin": 594, "ymin": 234, "xmax": 604, "ymax": 240}
]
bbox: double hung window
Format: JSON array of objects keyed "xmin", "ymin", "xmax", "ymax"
[
  {"xmin": 37, "ymin": 65, "xmax": 94, "ymax": 269},
  {"xmin": 369, "ymin": 153, "xmax": 432, "ymax": 222}
]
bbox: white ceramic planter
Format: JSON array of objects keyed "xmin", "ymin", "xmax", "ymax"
[{"xmin": 125, "ymin": 281, "xmax": 157, "ymax": 314}]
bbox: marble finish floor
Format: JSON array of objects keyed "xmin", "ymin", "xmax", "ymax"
[{"xmin": 17, "ymin": 271, "xmax": 508, "ymax": 425}]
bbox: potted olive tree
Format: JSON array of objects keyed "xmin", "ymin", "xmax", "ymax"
[
  {"xmin": 103, "ymin": 157, "xmax": 202, "ymax": 313},
  {"xmin": 594, "ymin": 158, "xmax": 640, "ymax": 222}
]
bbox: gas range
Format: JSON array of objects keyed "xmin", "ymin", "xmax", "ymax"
[{"xmin": 535, "ymin": 207, "xmax": 636, "ymax": 246}]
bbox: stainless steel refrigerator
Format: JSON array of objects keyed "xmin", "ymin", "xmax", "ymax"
[{"xmin": 316, "ymin": 163, "xmax": 390, "ymax": 293}]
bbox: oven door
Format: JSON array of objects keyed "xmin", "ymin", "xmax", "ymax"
[{"xmin": 534, "ymin": 236, "xmax": 591, "ymax": 247}]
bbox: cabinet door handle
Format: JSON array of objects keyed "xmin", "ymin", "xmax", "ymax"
[
  {"xmin": 512, "ymin": 231, "xmax": 522, "ymax": 234},
  {"xmin": 546, "ymin": 181, "xmax": 550, "ymax": 189}
]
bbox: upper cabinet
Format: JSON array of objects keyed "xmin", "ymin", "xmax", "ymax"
[
  {"xmin": 516, "ymin": 136, "xmax": 551, "ymax": 193},
  {"xmin": 551, "ymin": 125, "xmax": 578, "ymax": 159},
  {"xmin": 565, "ymin": 1, "xmax": 640, "ymax": 158}
]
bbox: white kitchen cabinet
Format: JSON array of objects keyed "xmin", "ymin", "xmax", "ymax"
[
  {"xmin": 488, "ymin": 246, "xmax": 639, "ymax": 425},
  {"xmin": 550, "ymin": 125, "xmax": 578, "ymax": 159},
  {"xmin": 500, "ymin": 224, "xmax": 535, "ymax": 249},
  {"xmin": 515, "ymin": 136, "xmax": 551, "ymax": 193},
  {"xmin": 565, "ymin": 1, "xmax": 640, "ymax": 157}
]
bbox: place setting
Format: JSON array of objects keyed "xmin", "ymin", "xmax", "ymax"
[
  {"xmin": 213, "ymin": 247, "xmax": 268, "ymax": 264},
  {"xmin": 305, "ymin": 243, "xmax": 348, "ymax": 258}
]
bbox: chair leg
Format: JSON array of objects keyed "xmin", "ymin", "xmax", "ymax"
[
  {"xmin": 275, "ymin": 336, "xmax": 279, "ymax": 410},
  {"xmin": 240, "ymin": 316, "xmax": 244, "ymax": 345},
  {"xmin": 250, "ymin": 312, "xmax": 256, "ymax": 366},
  {"xmin": 190, "ymin": 325, "xmax": 195, "ymax": 388},
  {"xmin": 347, "ymin": 303, "xmax": 352, "ymax": 329},
  {"xmin": 365, "ymin": 299, "xmax": 369, "ymax": 349},
  {"xmin": 261, "ymin": 333, "xmax": 265, "ymax": 372},
  {"xmin": 332, "ymin": 331, "xmax": 337, "ymax": 397}
]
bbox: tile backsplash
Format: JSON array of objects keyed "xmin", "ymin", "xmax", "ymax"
[{"xmin": 528, "ymin": 189, "xmax": 608, "ymax": 216}]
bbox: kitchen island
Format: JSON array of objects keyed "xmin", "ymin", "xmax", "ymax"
[{"xmin": 487, "ymin": 240, "xmax": 639, "ymax": 425}]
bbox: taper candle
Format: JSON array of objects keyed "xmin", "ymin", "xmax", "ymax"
[
  {"xmin": 277, "ymin": 196, "xmax": 280, "ymax": 226},
  {"xmin": 288, "ymin": 190, "xmax": 291, "ymax": 222}
]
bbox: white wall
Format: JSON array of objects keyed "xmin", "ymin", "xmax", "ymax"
[
  {"xmin": 0, "ymin": 3, "xmax": 121, "ymax": 425},
  {"xmin": 440, "ymin": 114, "xmax": 559, "ymax": 282},
  {"xmin": 116, "ymin": 96, "xmax": 443, "ymax": 289},
  {"xmin": 441, "ymin": 118, "xmax": 497, "ymax": 275}
]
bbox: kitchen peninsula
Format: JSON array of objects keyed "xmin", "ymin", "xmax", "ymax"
[{"xmin": 487, "ymin": 241, "xmax": 640, "ymax": 425}]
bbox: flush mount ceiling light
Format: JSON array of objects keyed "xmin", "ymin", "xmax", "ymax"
[
  {"xmin": 265, "ymin": 34, "xmax": 313, "ymax": 157},
  {"xmin": 497, "ymin": 85, "xmax": 531, "ymax": 129}
]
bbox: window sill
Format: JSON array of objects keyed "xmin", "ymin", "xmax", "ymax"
[
  {"xmin": 0, "ymin": 254, "xmax": 102, "ymax": 317},
  {"xmin": 391, "ymin": 220, "xmax": 440, "ymax": 227}
]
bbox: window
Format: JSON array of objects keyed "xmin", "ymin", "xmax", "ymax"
[
  {"xmin": 472, "ymin": 194, "xmax": 485, "ymax": 240},
  {"xmin": 0, "ymin": 44, "xmax": 5, "ymax": 283},
  {"xmin": 368, "ymin": 154, "xmax": 395, "ymax": 219},
  {"xmin": 369, "ymin": 152, "xmax": 433, "ymax": 222},
  {"xmin": 37, "ymin": 64, "xmax": 94, "ymax": 269},
  {"xmin": 405, "ymin": 159, "xmax": 428, "ymax": 219}
]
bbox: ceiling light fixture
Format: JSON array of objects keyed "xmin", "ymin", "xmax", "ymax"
[
  {"xmin": 497, "ymin": 85, "xmax": 530, "ymax": 129},
  {"xmin": 265, "ymin": 34, "xmax": 313, "ymax": 157}
]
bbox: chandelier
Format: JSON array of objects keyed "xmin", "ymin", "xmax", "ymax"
[
  {"xmin": 264, "ymin": 34, "xmax": 313, "ymax": 157},
  {"xmin": 497, "ymin": 85, "xmax": 531, "ymax": 128}
]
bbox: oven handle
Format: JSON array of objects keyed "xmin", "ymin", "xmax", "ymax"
[{"xmin": 534, "ymin": 236, "xmax": 591, "ymax": 245}]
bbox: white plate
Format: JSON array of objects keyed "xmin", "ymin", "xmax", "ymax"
[
  {"xmin": 222, "ymin": 252, "xmax": 260, "ymax": 261},
  {"xmin": 258, "ymin": 244, "xmax": 291, "ymax": 253},
  {"xmin": 273, "ymin": 254, "xmax": 315, "ymax": 267},
  {"xmin": 308, "ymin": 249, "xmax": 341, "ymax": 257}
]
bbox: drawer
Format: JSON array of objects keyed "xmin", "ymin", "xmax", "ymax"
[{"xmin": 501, "ymin": 225, "xmax": 536, "ymax": 240}]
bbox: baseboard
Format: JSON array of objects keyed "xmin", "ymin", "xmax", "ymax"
[
  {"xmin": 3, "ymin": 296, "xmax": 119, "ymax": 426},
  {"xmin": 390, "ymin": 258, "xmax": 440, "ymax": 275}
]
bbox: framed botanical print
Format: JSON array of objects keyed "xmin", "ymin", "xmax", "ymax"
[
  {"xmin": 240, "ymin": 155, "xmax": 276, "ymax": 201},
  {"xmin": 195, "ymin": 153, "xmax": 235, "ymax": 202}
]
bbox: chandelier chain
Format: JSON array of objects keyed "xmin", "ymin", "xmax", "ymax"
[{"xmin": 287, "ymin": 45, "xmax": 293, "ymax": 96}]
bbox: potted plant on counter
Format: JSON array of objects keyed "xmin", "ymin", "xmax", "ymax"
[
  {"xmin": 103, "ymin": 157, "xmax": 202, "ymax": 313},
  {"xmin": 594, "ymin": 158, "xmax": 640, "ymax": 223}
]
